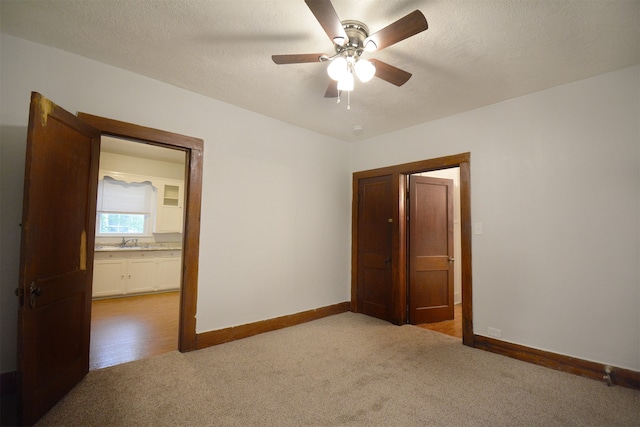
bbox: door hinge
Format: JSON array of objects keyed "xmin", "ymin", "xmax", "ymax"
[{"xmin": 14, "ymin": 287, "xmax": 24, "ymax": 306}]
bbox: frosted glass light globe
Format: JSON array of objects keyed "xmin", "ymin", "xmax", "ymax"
[
  {"xmin": 355, "ymin": 59, "xmax": 376, "ymax": 82},
  {"xmin": 327, "ymin": 57, "xmax": 348, "ymax": 81}
]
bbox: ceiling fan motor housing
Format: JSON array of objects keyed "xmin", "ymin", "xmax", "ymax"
[{"xmin": 338, "ymin": 20, "xmax": 369, "ymax": 58}]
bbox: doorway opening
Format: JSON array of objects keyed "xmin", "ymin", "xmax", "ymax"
[
  {"xmin": 90, "ymin": 136, "xmax": 186, "ymax": 369},
  {"xmin": 78, "ymin": 112, "xmax": 203, "ymax": 353},
  {"xmin": 351, "ymin": 153, "xmax": 473, "ymax": 346}
]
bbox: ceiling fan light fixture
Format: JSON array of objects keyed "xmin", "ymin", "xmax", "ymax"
[
  {"xmin": 355, "ymin": 59, "xmax": 376, "ymax": 82},
  {"xmin": 337, "ymin": 71, "xmax": 354, "ymax": 92},
  {"xmin": 327, "ymin": 56, "xmax": 348, "ymax": 81}
]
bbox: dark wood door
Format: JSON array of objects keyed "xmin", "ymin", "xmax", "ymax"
[
  {"xmin": 17, "ymin": 92, "xmax": 100, "ymax": 425},
  {"xmin": 408, "ymin": 175, "xmax": 454, "ymax": 324},
  {"xmin": 356, "ymin": 175, "xmax": 395, "ymax": 322}
]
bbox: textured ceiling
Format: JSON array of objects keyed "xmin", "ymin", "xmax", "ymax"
[{"xmin": 1, "ymin": 0, "xmax": 638, "ymax": 142}]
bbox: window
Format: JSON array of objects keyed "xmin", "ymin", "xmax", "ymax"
[
  {"xmin": 96, "ymin": 176, "xmax": 156, "ymax": 236},
  {"xmin": 97, "ymin": 213, "xmax": 147, "ymax": 235}
]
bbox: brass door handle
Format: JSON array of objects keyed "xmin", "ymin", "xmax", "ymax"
[{"xmin": 449, "ymin": 257, "xmax": 455, "ymax": 263}]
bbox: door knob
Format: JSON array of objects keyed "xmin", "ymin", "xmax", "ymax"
[
  {"xmin": 29, "ymin": 282, "xmax": 43, "ymax": 309},
  {"xmin": 448, "ymin": 257, "xmax": 455, "ymax": 263}
]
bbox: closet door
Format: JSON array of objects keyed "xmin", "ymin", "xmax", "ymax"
[
  {"xmin": 356, "ymin": 175, "xmax": 395, "ymax": 322},
  {"xmin": 408, "ymin": 175, "xmax": 454, "ymax": 324}
]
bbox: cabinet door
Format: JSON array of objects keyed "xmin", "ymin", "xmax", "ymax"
[
  {"xmin": 154, "ymin": 179, "xmax": 184, "ymax": 233},
  {"xmin": 93, "ymin": 256, "xmax": 126, "ymax": 297},
  {"xmin": 126, "ymin": 254, "xmax": 156, "ymax": 294},
  {"xmin": 156, "ymin": 251, "xmax": 182, "ymax": 291},
  {"xmin": 155, "ymin": 205, "xmax": 183, "ymax": 233}
]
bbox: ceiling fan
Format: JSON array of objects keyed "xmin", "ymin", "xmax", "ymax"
[{"xmin": 272, "ymin": 0, "xmax": 428, "ymax": 107}]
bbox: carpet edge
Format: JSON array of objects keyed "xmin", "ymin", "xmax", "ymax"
[{"xmin": 195, "ymin": 301, "xmax": 351, "ymax": 349}]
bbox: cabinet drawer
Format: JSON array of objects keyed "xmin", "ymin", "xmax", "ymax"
[
  {"xmin": 94, "ymin": 251, "xmax": 121, "ymax": 260},
  {"xmin": 154, "ymin": 251, "xmax": 181, "ymax": 258}
]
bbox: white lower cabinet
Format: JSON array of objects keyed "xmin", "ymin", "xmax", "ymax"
[
  {"xmin": 156, "ymin": 251, "xmax": 182, "ymax": 291},
  {"xmin": 93, "ymin": 250, "xmax": 181, "ymax": 298},
  {"xmin": 93, "ymin": 256, "xmax": 127, "ymax": 298},
  {"xmin": 125, "ymin": 255, "xmax": 156, "ymax": 294}
]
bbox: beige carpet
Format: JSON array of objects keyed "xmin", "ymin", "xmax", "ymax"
[{"xmin": 38, "ymin": 312, "xmax": 639, "ymax": 426}]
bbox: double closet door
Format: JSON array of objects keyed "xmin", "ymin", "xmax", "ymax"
[{"xmin": 354, "ymin": 174, "xmax": 454, "ymax": 325}]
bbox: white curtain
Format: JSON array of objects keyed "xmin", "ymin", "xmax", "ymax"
[{"xmin": 97, "ymin": 176, "xmax": 156, "ymax": 213}]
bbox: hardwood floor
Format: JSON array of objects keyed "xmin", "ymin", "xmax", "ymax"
[
  {"xmin": 90, "ymin": 291, "xmax": 179, "ymax": 370},
  {"xmin": 416, "ymin": 304, "xmax": 462, "ymax": 339}
]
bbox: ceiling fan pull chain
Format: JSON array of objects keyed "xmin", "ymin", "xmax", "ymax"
[
  {"xmin": 337, "ymin": 91, "xmax": 341, "ymax": 104},
  {"xmin": 347, "ymin": 90, "xmax": 351, "ymax": 110}
]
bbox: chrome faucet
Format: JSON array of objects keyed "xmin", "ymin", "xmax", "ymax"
[{"xmin": 120, "ymin": 237, "xmax": 138, "ymax": 247}]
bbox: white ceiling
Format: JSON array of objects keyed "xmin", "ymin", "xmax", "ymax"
[
  {"xmin": 1, "ymin": 0, "xmax": 638, "ymax": 142},
  {"xmin": 101, "ymin": 136, "xmax": 186, "ymax": 164}
]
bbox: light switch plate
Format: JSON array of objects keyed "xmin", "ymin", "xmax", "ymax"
[{"xmin": 474, "ymin": 222, "xmax": 483, "ymax": 235}]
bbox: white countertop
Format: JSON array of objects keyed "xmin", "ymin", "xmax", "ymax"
[{"xmin": 95, "ymin": 244, "xmax": 182, "ymax": 252}]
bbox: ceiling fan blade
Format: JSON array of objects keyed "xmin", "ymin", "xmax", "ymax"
[
  {"xmin": 272, "ymin": 53, "xmax": 326, "ymax": 64},
  {"xmin": 364, "ymin": 10, "xmax": 428, "ymax": 51},
  {"xmin": 370, "ymin": 59, "xmax": 412, "ymax": 86},
  {"xmin": 305, "ymin": 0, "xmax": 348, "ymax": 45},
  {"xmin": 324, "ymin": 80, "xmax": 338, "ymax": 98}
]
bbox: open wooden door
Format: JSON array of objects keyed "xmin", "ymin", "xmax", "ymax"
[
  {"xmin": 17, "ymin": 92, "xmax": 100, "ymax": 425},
  {"xmin": 356, "ymin": 175, "xmax": 395, "ymax": 322},
  {"xmin": 408, "ymin": 175, "xmax": 454, "ymax": 324}
]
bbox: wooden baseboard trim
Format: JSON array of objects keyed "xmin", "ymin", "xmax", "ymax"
[
  {"xmin": 195, "ymin": 302, "xmax": 351, "ymax": 350},
  {"xmin": 0, "ymin": 371, "xmax": 17, "ymax": 394},
  {"xmin": 473, "ymin": 334, "xmax": 639, "ymax": 390}
]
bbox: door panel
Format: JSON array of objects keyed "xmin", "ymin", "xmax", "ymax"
[
  {"xmin": 17, "ymin": 92, "xmax": 100, "ymax": 425},
  {"xmin": 356, "ymin": 175, "xmax": 394, "ymax": 322},
  {"xmin": 409, "ymin": 176, "xmax": 454, "ymax": 324}
]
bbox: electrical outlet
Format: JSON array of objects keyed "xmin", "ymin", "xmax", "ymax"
[{"xmin": 488, "ymin": 327, "xmax": 502, "ymax": 338}]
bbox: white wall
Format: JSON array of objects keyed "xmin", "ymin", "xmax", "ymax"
[
  {"xmin": 0, "ymin": 34, "xmax": 352, "ymax": 373},
  {"xmin": 350, "ymin": 66, "xmax": 640, "ymax": 371}
]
